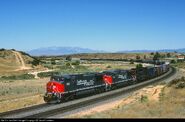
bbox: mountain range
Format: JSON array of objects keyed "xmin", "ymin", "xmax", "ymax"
[
  {"xmin": 27, "ymin": 47, "xmax": 185, "ymax": 56},
  {"xmin": 27, "ymin": 47, "xmax": 106, "ymax": 56},
  {"xmin": 117, "ymin": 48, "xmax": 185, "ymax": 53}
]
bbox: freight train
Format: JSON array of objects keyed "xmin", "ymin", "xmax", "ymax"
[{"xmin": 44, "ymin": 61, "xmax": 170, "ymax": 103}]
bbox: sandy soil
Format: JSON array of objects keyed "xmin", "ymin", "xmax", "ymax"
[{"xmin": 66, "ymin": 85, "xmax": 164, "ymax": 118}]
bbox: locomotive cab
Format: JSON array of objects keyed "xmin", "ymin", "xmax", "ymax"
[{"xmin": 44, "ymin": 75, "xmax": 66, "ymax": 103}]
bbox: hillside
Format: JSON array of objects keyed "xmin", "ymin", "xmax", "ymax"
[{"xmin": 0, "ymin": 49, "xmax": 41, "ymax": 75}]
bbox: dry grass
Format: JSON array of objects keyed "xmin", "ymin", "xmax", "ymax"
[
  {"xmin": 67, "ymin": 85, "xmax": 164, "ymax": 118},
  {"xmin": 0, "ymin": 50, "xmax": 45, "ymax": 76},
  {"xmin": 70, "ymin": 84, "xmax": 185, "ymax": 118},
  {"xmin": 0, "ymin": 94, "xmax": 44, "ymax": 113},
  {"xmin": 0, "ymin": 78, "xmax": 49, "ymax": 113}
]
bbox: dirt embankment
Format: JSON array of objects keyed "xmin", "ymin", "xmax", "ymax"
[{"xmin": 66, "ymin": 85, "xmax": 164, "ymax": 118}]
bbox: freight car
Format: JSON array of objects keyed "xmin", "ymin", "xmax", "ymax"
[{"xmin": 44, "ymin": 62, "xmax": 170, "ymax": 103}]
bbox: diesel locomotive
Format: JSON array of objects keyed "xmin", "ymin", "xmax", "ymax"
[{"xmin": 44, "ymin": 62, "xmax": 169, "ymax": 103}]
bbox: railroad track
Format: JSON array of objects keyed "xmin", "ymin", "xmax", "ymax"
[{"xmin": 0, "ymin": 67, "xmax": 176, "ymax": 118}]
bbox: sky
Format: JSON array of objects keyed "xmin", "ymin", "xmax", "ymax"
[{"xmin": 0, "ymin": 0, "xmax": 185, "ymax": 52}]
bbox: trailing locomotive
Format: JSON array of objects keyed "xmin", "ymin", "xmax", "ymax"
[{"xmin": 44, "ymin": 62, "xmax": 170, "ymax": 103}]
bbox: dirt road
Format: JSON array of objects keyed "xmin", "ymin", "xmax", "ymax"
[{"xmin": 12, "ymin": 51, "xmax": 31, "ymax": 70}]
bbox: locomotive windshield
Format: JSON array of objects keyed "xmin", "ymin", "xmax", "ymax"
[{"xmin": 50, "ymin": 76, "xmax": 64, "ymax": 83}]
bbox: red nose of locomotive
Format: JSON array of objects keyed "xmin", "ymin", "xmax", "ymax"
[
  {"xmin": 44, "ymin": 80, "xmax": 65, "ymax": 103},
  {"xmin": 46, "ymin": 81, "xmax": 65, "ymax": 93},
  {"xmin": 103, "ymin": 75, "xmax": 113, "ymax": 85}
]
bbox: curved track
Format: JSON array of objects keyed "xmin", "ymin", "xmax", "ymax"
[{"xmin": 0, "ymin": 67, "xmax": 176, "ymax": 118}]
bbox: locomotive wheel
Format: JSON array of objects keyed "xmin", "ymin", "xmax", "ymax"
[
  {"xmin": 43, "ymin": 96, "xmax": 49, "ymax": 103},
  {"xmin": 70, "ymin": 94, "xmax": 75, "ymax": 100}
]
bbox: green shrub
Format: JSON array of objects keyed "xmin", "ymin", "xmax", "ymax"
[
  {"xmin": 136, "ymin": 64, "xmax": 143, "ymax": 69},
  {"xmin": 140, "ymin": 95, "xmax": 148, "ymax": 103},
  {"xmin": 17, "ymin": 74, "xmax": 35, "ymax": 79},
  {"xmin": 37, "ymin": 71, "xmax": 59, "ymax": 78},
  {"xmin": 1, "ymin": 74, "xmax": 34, "ymax": 80},
  {"xmin": 66, "ymin": 62, "xmax": 71, "ymax": 67},
  {"xmin": 72, "ymin": 61, "xmax": 80, "ymax": 65},
  {"xmin": 167, "ymin": 79, "xmax": 180, "ymax": 87},
  {"xmin": 0, "ymin": 48, "xmax": 5, "ymax": 51},
  {"xmin": 175, "ymin": 82, "xmax": 185, "ymax": 89},
  {"xmin": 170, "ymin": 60, "xmax": 176, "ymax": 64},
  {"xmin": 167, "ymin": 77, "xmax": 185, "ymax": 87},
  {"xmin": 31, "ymin": 59, "xmax": 40, "ymax": 66},
  {"xmin": 130, "ymin": 59, "xmax": 134, "ymax": 64}
]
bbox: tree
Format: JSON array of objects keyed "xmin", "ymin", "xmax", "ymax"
[
  {"xmin": 136, "ymin": 64, "xmax": 143, "ymax": 69},
  {"xmin": 130, "ymin": 59, "xmax": 134, "ymax": 64},
  {"xmin": 153, "ymin": 52, "xmax": 161, "ymax": 61},
  {"xmin": 150, "ymin": 52, "xmax": 154, "ymax": 55},
  {"xmin": 72, "ymin": 60, "xmax": 80, "ymax": 65},
  {"xmin": 66, "ymin": 56, "xmax": 72, "ymax": 61},
  {"xmin": 0, "ymin": 48, "xmax": 5, "ymax": 51},
  {"xmin": 51, "ymin": 59, "xmax": 56, "ymax": 65},
  {"xmin": 167, "ymin": 53, "xmax": 171, "ymax": 58},
  {"xmin": 144, "ymin": 55, "xmax": 146, "ymax": 59},
  {"xmin": 136, "ymin": 55, "xmax": 140, "ymax": 60},
  {"xmin": 32, "ymin": 59, "xmax": 40, "ymax": 66},
  {"xmin": 170, "ymin": 60, "xmax": 176, "ymax": 64}
]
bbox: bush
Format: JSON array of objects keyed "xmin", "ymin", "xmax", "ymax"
[
  {"xmin": 66, "ymin": 56, "xmax": 72, "ymax": 61},
  {"xmin": 170, "ymin": 60, "xmax": 176, "ymax": 64},
  {"xmin": 72, "ymin": 61, "xmax": 80, "ymax": 65},
  {"xmin": 140, "ymin": 95, "xmax": 148, "ymax": 103},
  {"xmin": 17, "ymin": 74, "xmax": 35, "ymax": 79},
  {"xmin": 19, "ymin": 51, "xmax": 41, "ymax": 66},
  {"xmin": 51, "ymin": 60, "xmax": 56, "ymax": 65},
  {"xmin": 130, "ymin": 59, "xmax": 134, "ymax": 64},
  {"xmin": 1, "ymin": 74, "xmax": 35, "ymax": 80},
  {"xmin": 37, "ymin": 72, "xmax": 59, "ymax": 78},
  {"xmin": 66, "ymin": 62, "xmax": 71, "ymax": 67},
  {"xmin": 167, "ymin": 79, "xmax": 180, "ymax": 87},
  {"xmin": 175, "ymin": 82, "xmax": 185, "ymax": 89},
  {"xmin": 0, "ymin": 48, "xmax": 5, "ymax": 51},
  {"xmin": 167, "ymin": 77, "xmax": 185, "ymax": 87},
  {"xmin": 106, "ymin": 65, "xmax": 111, "ymax": 68},
  {"xmin": 11, "ymin": 49, "xmax": 16, "ymax": 51},
  {"xmin": 136, "ymin": 64, "xmax": 143, "ymax": 69},
  {"xmin": 32, "ymin": 59, "xmax": 40, "ymax": 66}
]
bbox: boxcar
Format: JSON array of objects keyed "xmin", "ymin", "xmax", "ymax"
[
  {"xmin": 136, "ymin": 67, "xmax": 148, "ymax": 82},
  {"xmin": 146, "ymin": 67, "xmax": 156, "ymax": 79}
]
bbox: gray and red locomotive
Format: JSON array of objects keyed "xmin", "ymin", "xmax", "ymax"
[{"xmin": 44, "ymin": 62, "xmax": 169, "ymax": 103}]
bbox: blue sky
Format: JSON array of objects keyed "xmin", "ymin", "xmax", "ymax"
[{"xmin": 0, "ymin": 0, "xmax": 185, "ymax": 52}]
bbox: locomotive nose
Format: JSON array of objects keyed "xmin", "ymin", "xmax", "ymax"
[{"xmin": 47, "ymin": 82, "xmax": 55, "ymax": 92}]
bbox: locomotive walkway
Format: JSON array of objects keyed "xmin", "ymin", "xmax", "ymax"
[{"xmin": 0, "ymin": 67, "xmax": 176, "ymax": 118}]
